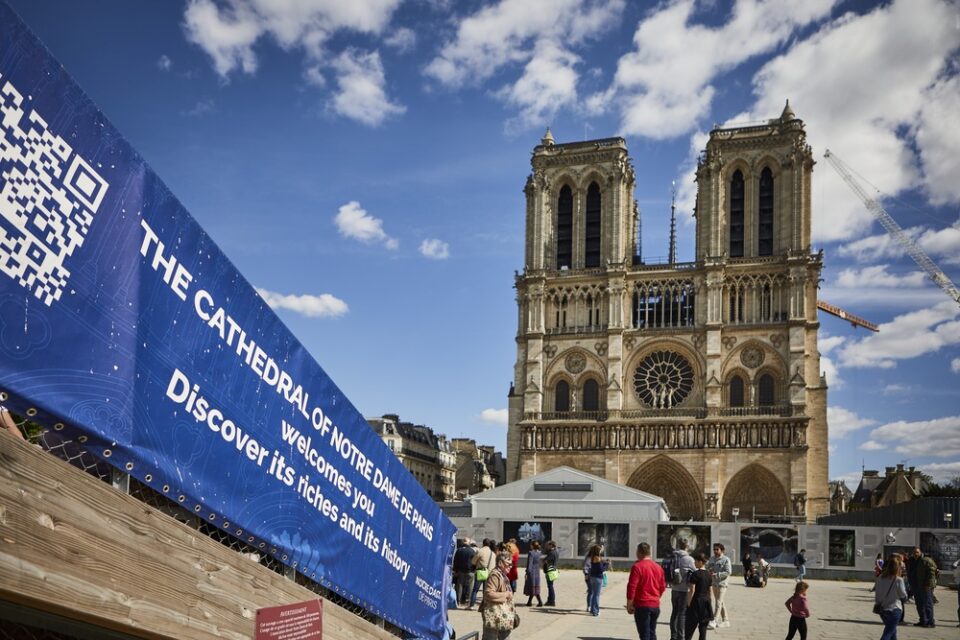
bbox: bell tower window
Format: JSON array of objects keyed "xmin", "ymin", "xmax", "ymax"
[
  {"xmin": 758, "ymin": 167, "xmax": 774, "ymax": 256},
  {"xmin": 730, "ymin": 170, "xmax": 744, "ymax": 257},
  {"xmin": 555, "ymin": 380, "xmax": 570, "ymax": 412},
  {"xmin": 729, "ymin": 375, "xmax": 745, "ymax": 407},
  {"xmin": 585, "ymin": 182, "xmax": 602, "ymax": 267},
  {"xmin": 557, "ymin": 185, "xmax": 573, "ymax": 269},
  {"xmin": 758, "ymin": 374, "xmax": 776, "ymax": 405}
]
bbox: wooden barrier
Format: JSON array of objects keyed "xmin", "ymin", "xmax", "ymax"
[{"xmin": 0, "ymin": 433, "xmax": 396, "ymax": 640}]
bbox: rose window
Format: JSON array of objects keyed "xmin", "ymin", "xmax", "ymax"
[{"xmin": 633, "ymin": 351, "xmax": 694, "ymax": 408}]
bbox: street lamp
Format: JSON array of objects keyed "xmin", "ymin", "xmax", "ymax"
[{"xmin": 732, "ymin": 507, "xmax": 740, "ymax": 523}]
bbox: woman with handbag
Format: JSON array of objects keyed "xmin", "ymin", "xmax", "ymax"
[
  {"xmin": 543, "ymin": 540, "xmax": 559, "ymax": 606},
  {"xmin": 874, "ymin": 554, "xmax": 907, "ymax": 640},
  {"xmin": 480, "ymin": 551, "xmax": 519, "ymax": 640},
  {"xmin": 469, "ymin": 539, "xmax": 497, "ymax": 610}
]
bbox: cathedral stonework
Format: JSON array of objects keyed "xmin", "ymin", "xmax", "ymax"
[{"xmin": 506, "ymin": 105, "xmax": 830, "ymax": 522}]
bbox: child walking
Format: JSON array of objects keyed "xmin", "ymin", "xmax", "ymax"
[{"xmin": 784, "ymin": 581, "xmax": 810, "ymax": 640}]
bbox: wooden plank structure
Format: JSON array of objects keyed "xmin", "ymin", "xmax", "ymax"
[{"xmin": 0, "ymin": 433, "xmax": 396, "ymax": 640}]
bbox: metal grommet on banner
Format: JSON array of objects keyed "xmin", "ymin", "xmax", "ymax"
[
  {"xmin": 144, "ymin": 474, "xmax": 153, "ymax": 482},
  {"xmin": 177, "ymin": 495, "xmax": 185, "ymax": 503},
  {"xmin": 26, "ymin": 408, "xmax": 37, "ymax": 417},
  {"xmin": 162, "ymin": 485, "xmax": 170, "ymax": 493},
  {"xmin": 0, "ymin": 392, "xmax": 7, "ymax": 401},
  {"xmin": 102, "ymin": 449, "xmax": 112, "ymax": 457},
  {"xmin": 54, "ymin": 423, "xmax": 64, "ymax": 430},
  {"xmin": 194, "ymin": 505, "xmax": 202, "ymax": 512},
  {"xmin": 208, "ymin": 514, "xmax": 215, "ymax": 521},
  {"xmin": 125, "ymin": 462, "xmax": 133, "ymax": 471},
  {"xmin": 78, "ymin": 435, "xmax": 88, "ymax": 443},
  {"xmin": 259, "ymin": 543, "xmax": 266, "ymax": 549}
]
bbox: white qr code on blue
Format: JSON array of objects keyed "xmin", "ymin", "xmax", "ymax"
[{"xmin": 0, "ymin": 75, "xmax": 108, "ymax": 306}]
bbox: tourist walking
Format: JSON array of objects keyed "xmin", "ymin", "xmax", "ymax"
[
  {"xmin": 626, "ymin": 542, "xmax": 666, "ymax": 640},
  {"xmin": 912, "ymin": 547, "xmax": 937, "ymax": 627},
  {"xmin": 741, "ymin": 550, "xmax": 753, "ymax": 585},
  {"xmin": 506, "ymin": 539, "xmax": 520, "ymax": 593},
  {"xmin": 543, "ymin": 540, "xmax": 559, "ymax": 606},
  {"xmin": 784, "ymin": 581, "xmax": 810, "ymax": 640},
  {"xmin": 706, "ymin": 543, "xmax": 731, "ymax": 629},
  {"xmin": 453, "ymin": 539, "xmax": 477, "ymax": 606},
  {"xmin": 875, "ymin": 554, "xmax": 908, "ymax": 640},
  {"xmin": 794, "ymin": 548, "xmax": 807, "ymax": 582},
  {"xmin": 952, "ymin": 559, "xmax": 960, "ymax": 627},
  {"xmin": 586, "ymin": 544, "xmax": 609, "ymax": 616},
  {"xmin": 470, "ymin": 539, "xmax": 497, "ymax": 609},
  {"xmin": 584, "ymin": 543, "xmax": 605, "ymax": 610},
  {"xmin": 668, "ymin": 539, "xmax": 697, "ymax": 640},
  {"xmin": 479, "ymin": 551, "xmax": 518, "ymax": 640},
  {"xmin": 523, "ymin": 541, "xmax": 544, "ymax": 607},
  {"xmin": 684, "ymin": 552, "xmax": 712, "ymax": 640}
]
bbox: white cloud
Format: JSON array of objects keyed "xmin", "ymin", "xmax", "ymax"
[
  {"xmin": 882, "ymin": 383, "xmax": 910, "ymax": 396},
  {"xmin": 818, "ymin": 335, "xmax": 845, "ymax": 354},
  {"xmin": 383, "ymin": 26, "xmax": 416, "ymax": 53},
  {"xmin": 157, "ymin": 54, "xmax": 172, "ymax": 71},
  {"xmin": 480, "ymin": 408, "xmax": 508, "ymax": 425},
  {"xmin": 181, "ymin": 98, "xmax": 216, "ymax": 117},
  {"xmin": 182, "ymin": 0, "xmax": 405, "ymax": 125},
  {"xmin": 819, "ymin": 353, "xmax": 842, "ymax": 389},
  {"xmin": 424, "ymin": 0, "xmax": 623, "ymax": 129},
  {"xmin": 257, "ymin": 288, "xmax": 348, "ymax": 317},
  {"xmin": 838, "ymin": 221, "xmax": 960, "ymax": 266},
  {"xmin": 498, "ymin": 41, "xmax": 580, "ymax": 131},
  {"xmin": 184, "ymin": 0, "xmax": 402, "ymax": 76},
  {"xmin": 594, "ymin": 0, "xmax": 836, "ymax": 139},
  {"xmin": 830, "ymin": 470, "xmax": 862, "ymax": 487},
  {"xmin": 923, "ymin": 460, "xmax": 960, "ymax": 483},
  {"xmin": 860, "ymin": 415, "xmax": 960, "ymax": 459},
  {"xmin": 743, "ymin": 0, "xmax": 960, "ymax": 242},
  {"xmin": 419, "ymin": 238, "xmax": 450, "ymax": 260},
  {"xmin": 838, "ymin": 300, "xmax": 960, "ymax": 368},
  {"xmin": 834, "ymin": 266, "xmax": 926, "ymax": 289},
  {"xmin": 334, "ymin": 201, "xmax": 398, "ymax": 249},
  {"xmin": 329, "ymin": 49, "xmax": 405, "ymax": 126},
  {"xmin": 952, "ymin": 358, "xmax": 960, "ymax": 373},
  {"xmin": 828, "ymin": 406, "xmax": 876, "ymax": 438},
  {"xmin": 915, "ymin": 74, "xmax": 960, "ymax": 205}
]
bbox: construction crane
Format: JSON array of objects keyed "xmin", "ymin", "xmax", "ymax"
[
  {"xmin": 824, "ymin": 149, "xmax": 960, "ymax": 307},
  {"xmin": 816, "ymin": 299, "xmax": 878, "ymax": 332}
]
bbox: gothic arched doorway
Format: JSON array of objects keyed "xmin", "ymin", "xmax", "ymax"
[
  {"xmin": 722, "ymin": 463, "xmax": 789, "ymax": 520},
  {"xmin": 627, "ymin": 456, "xmax": 703, "ymax": 520}
]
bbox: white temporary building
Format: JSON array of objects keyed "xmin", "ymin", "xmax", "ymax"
[{"xmin": 468, "ymin": 466, "xmax": 668, "ymax": 521}]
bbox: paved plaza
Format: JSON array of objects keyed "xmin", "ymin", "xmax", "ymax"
[{"xmin": 448, "ymin": 570, "xmax": 959, "ymax": 640}]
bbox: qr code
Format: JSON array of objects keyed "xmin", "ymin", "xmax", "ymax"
[{"xmin": 0, "ymin": 75, "xmax": 108, "ymax": 306}]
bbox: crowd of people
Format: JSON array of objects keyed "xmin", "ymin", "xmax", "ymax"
[{"xmin": 449, "ymin": 536, "xmax": 959, "ymax": 640}]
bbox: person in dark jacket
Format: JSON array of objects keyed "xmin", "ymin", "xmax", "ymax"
[
  {"xmin": 543, "ymin": 540, "xmax": 559, "ymax": 606},
  {"xmin": 453, "ymin": 539, "xmax": 477, "ymax": 606},
  {"xmin": 912, "ymin": 547, "xmax": 938, "ymax": 627}
]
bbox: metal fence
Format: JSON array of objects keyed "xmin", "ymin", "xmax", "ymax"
[{"xmin": 5, "ymin": 413, "xmax": 404, "ymax": 638}]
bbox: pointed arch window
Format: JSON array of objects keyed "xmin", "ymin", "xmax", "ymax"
[
  {"xmin": 555, "ymin": 380, "xmax": 571, "ymax": 412},
  {"xmin": 729, "ymin": 375, "xmax": 745, "ymax": 407},
  {"xmin": 585, "ymin": 182, "xmax": 602, "ymax": 267},
  {"xmin": 758, "ymin": 373, "xmax": 776, "ymax": 405},
  {"xmin": 758, "ymin": 167, "xmax": 774, "ymax": 256},
  {"xmin": 730, "ymin": 170, "xmax": 744, "ymax": 257},
  {"xmin": 582, "ymin": 379, "xmax": 600, "ymax": 412},
  {"xmin": 557, "ymin": 185, "xmax": 573, "ymax": 269}
]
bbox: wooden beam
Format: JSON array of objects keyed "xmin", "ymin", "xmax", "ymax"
[{"xmin": 0, "ymin": 433, "xmax": 395, "ymax": 640}]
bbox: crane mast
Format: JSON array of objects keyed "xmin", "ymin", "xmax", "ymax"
[{"xmin": 823, "ymin": 149, "xmax": 960, "ymax": 307}]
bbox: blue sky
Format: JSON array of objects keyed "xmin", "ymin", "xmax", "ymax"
[{"xmin": 8, "ymin": 0, "xmax": 959, "ymax": 488}]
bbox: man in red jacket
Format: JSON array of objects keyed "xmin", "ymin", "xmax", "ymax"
[{"xmin": 626, "ymin": 542, "xmax": 667, "ymax": 640}]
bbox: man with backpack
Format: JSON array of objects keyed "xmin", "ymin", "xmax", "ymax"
[
  {"xmin": 665, "ymin": 538, "xmax": 697, "ymax": 640},
  {"xmin": 794, "ymin": 548, "xmax": 807, "ymax": 582}
]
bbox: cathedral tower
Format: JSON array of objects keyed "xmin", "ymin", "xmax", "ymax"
[{"xmin": 507, "ymin": 104, "xmax": 829, "ymax": 521}]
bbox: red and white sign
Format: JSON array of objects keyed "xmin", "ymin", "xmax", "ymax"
[{"xmin": 255, "ymin": 599, "xmax": 323, "ymax": 640}]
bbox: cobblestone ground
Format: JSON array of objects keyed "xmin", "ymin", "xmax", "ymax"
[{"xmin": 448, "ymin": 570, "xmax": 959, "ymax": 640}]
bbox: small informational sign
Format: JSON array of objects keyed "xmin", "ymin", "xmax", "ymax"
[{"xmin": 256, "ymin": 600, "xmax": 323, "ymax": 640}]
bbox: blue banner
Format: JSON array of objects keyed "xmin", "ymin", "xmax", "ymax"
[{"xmin": 0, "ymin": 5, "xmax": 455, "ymax": 638}]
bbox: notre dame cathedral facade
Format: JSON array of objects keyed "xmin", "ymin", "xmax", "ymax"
[{"xmin": 506, "ymin": 103, "xmax": 829, "ymax": 522}]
